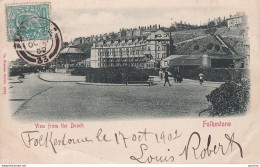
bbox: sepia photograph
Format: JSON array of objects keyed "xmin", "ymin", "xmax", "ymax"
[
  {"xmin": 6, "ymin": 2, "xmax": 250, "ymax": 121},
  {"xmin": 1, "ymin": 0, "xmax": 259, "ymax": 165}
]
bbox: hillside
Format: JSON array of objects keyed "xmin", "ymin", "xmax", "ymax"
[{"xmin": 173, "ymin": 26, "xmax": 248, "ymax": 55}]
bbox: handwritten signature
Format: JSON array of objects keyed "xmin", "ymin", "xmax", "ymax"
[{"xmin": 20, "ymin": 129, "xmax": 243, "ymax": 163}]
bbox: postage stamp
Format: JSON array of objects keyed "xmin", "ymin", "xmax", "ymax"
[
  {"xmin": 5, "ymin": 3, "xmax": 62, "ymax": 66},
  {"xmin": 6, "ymin": 3, "xmax": 51, "ymax": 42},
  {"xmin": 13, "ymin": 18, "xmax": 63, "ymax": 65}
]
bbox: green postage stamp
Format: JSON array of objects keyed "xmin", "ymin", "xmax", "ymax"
[{"xmin": 6, "ymin": 3, "xmax": 51, "ymax": 41}]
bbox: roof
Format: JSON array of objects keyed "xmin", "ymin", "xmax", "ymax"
[
  {"xmin": 169, "ymin": 55, "xmax": 202, "ymax": 66},
  {"xmin": 208, "ymin": 54, "xmax": 246, "ymax": 59},
  {"xmin": 168, "ymin": 54, "xmax": 246, "ymax": 66},
  {"xmin": 164, "ymin": 54, "xmax": 246, "ymax": 61},
  {"xmin": 60, "ymin": 47, "xmax": 84, "ymax": 54},
  {"xmin": 146, "ymin": 59, "xmax": 155, "ymax": 63},
  {"xmin": 162, "ymin": 55, "xmax": 188, "ymax": 61},
  {"xmin": 147, "ymin": 30, "xmax": 170, "ymax": 41},
  {"xmin": 175, "ymin": 55, "xmax": 202, "ymax": 60},
  {"xmin": 226, "ymin": 12, "xmax": 245, "ymax": 20}
]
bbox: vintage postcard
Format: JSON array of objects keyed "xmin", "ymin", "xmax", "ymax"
[{"xmin": 0, "ymin": 0, "xmax": 260, "ymax": 164}]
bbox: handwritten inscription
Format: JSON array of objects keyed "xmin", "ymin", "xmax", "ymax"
[
  {"xmin": 21, "ymin": 131, "xmax": 93, "ymax": 153},
  {"xmin": 130, "ymin": 144, "xmax": 175, "ymax": 163},
  {"xmin": 20, "ymin": 128, "xmax": 243, "ymax": 163},
  {"xmin": 179, "ymin": 132, "xmax": 243, "ymax": 160}
]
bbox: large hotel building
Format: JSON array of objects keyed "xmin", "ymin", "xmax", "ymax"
[{"xmin": 90, "ymin": 30, "xmax": 172, "ymax": 68}]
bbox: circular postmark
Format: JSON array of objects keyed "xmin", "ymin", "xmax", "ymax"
[{"xmin": 13, "ymin": 17, "xmax": 62, "ymax": 66}]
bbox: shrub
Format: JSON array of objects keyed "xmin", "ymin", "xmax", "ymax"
[
  {"xmin": 207, "ymin": 43, "xmax": 213, "ymax": 50},
  {"xmin": 168, "ymin": 67, "xmax": 248, "ymax": 82},
  {"xmin": 206, "ymin": 79, "xmax": 250, "ymax": 116},
  {"xmin": 221, "ymin": 46, "xmax": 232, "ymax": 54},
  {"xmin": 9, "ymin": 66, "xmax": 39, "ymax": 76},
  {"xmin": 214, "ymin": 44, "xmax": 220, "ymax": 51},
  {"xmin": 73, "ymin": 67, "xmax": 158, "ymax": 83},
  {"xmin": 194, "ymin": 44, "xmax": 200, "ymax": 50}
]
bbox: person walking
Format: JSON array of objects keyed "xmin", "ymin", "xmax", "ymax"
[
  {"xmin": 199, "ymin": 73, "xmax": 204, "ymax": 85},
  {"xmin": 164, "ymin": 69, "xmax": 171, "ymax": 86},
  {"xmin": 160, "ymin": 71, "xmax": 164, "ymax": 81},
  {"xmin": 176, "ymin": 67, "xmax": 182, "ymax": 83},
  {"xmin": 173, "ymin": 67, "xmax": 177, "ymax": 82}
]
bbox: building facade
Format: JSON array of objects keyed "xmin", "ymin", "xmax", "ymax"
[
  {"xmin": 56, "ymin": 43, "xmax": 85, "ymax": 72},
  {"xmin": 160, "ymin": 54, "xmax": 246, "ymax": 69},
  {"xmin": 227, "ymin": 12, "xmax": 247, "ymax": 28},
  {"xmin": 90, "ymin": 30, "xmax": 171, "ymax": 68}
]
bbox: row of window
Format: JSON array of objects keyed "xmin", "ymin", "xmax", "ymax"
[
  {"xmin": 96, "ymin": 40, "xmax": 169, "ymax": 49},
  {"xmin": 96, "ymin": 52, "xmax": 166, "ymax": 61},
  {"xmin": 146, "ymin": 63, "xmax": 154, "ymax": 68},
  {"xmin": 98, "ymin": 51, "xmax": 147, "ymax": 56},
  {"xmin": 102, "ymin": 63, "xmax": 146, "ymax": 67},
  {"xmin": 97, "ymin": 46, "xmax": 167, "ymax": 56},
  {"xmin": 157, "ymin": 53, "xmax": 167, "ymax": 59},
  {"xmin": 97, "ymin": 46, "xmax": 146, "ymax": 52}
]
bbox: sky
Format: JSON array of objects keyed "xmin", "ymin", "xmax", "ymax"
[
  {"xmin": 50, "ymin": 0, "xmax": 245, "ymax": 42},
  {"xmin": 5, "ymin": 0, "xmax": 249, "ymax": 61}
]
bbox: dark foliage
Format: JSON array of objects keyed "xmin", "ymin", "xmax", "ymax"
[
  {"xmin": 76, "ymin": 43, "xmax": 93, "ymax": 58},
  {"xmin": 194, "ymin": 44, "xmax": 200, "ymax": 50},
  {"xmin": 168, "ymin": 67, "xmax": 248, "ymax": 82},
  {"xmin": 214, "ymin": 44, "xmax": 220, "ymax": 51},
  {"xmin": 9, "ymin": 66, "xmax": 44, "ymax": 76},
  {"xmin": 207, "ymin": 43, "xmax": 213, "ymax": 50},
  {"xmin": 71, "ymin": 67, "xmax": 158, "ymax": 83},
  {"xmin": 206, "ymin": 79, "xmax": 250, "ymax": 116},
  {"xmin": 221, "ymin": 46, "xmax": 233, "ymax": 54}
]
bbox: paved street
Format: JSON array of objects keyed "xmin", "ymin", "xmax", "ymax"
[{"xmin": 8, "ymin": 73, "xmax": 222, "ymax": 121}]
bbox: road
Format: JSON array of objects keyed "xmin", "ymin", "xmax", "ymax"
[{"xmin": 8, "ymin": 73, "xmax": 222, "ymax": 121}]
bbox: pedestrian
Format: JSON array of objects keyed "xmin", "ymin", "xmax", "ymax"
[
  {"xmin": 176, "ymin": 67, "xmax": 182, "ymax": 83},
  {"xmin": 173, "ymin": 67, "xmax": 177, "ymax": 82},
  {"xmin": 160, "ymin": 71, "xmax": 164, "ymax": 81},
  {"xmin": 164, "ymin": 68, "xmax": 171, "ymax": 86},
  {"xmin": 199, "ymin": 73, "xmax": 204, "ymax": 85}
]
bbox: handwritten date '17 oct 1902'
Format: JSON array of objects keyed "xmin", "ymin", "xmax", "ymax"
[{"xmin": 20, "ymin": 129, "xmax": 243, "ymax": 163}]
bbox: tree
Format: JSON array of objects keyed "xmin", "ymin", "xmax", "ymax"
[
  {"xmin": 220, "ymin": 20, "xmax": 228, "ymax": 27},
  {"xmin": 76, "ymin": 43, "xmax": 93, "ymax": 58},
  {"xmin": 62, "ymin": 42, "xmax": 69, "ymax": 49},
  {"xmin": 208, "ymin": 21, "xmax": 216, "ymax": 27},
  {"xmin": 111, "ymin": 33, "xmax": 118, "ymax": 40}
]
